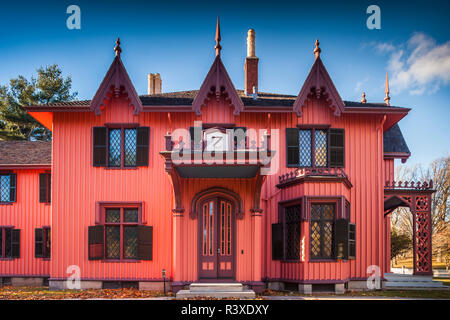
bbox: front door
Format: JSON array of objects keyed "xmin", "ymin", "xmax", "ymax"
[{"xmin": 199, "ymin": 197, "xmax": 235, "ymax": 279}]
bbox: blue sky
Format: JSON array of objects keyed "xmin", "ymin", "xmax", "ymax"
[{"xmin": 0, "ymin": 0, "xmax": 449, "ymax": 168}]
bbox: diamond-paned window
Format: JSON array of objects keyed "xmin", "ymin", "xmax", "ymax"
[
  {"xmin": 0, "ymin": 175, "xmax": 11, "ymax": 203},
  {"xmin": 108, "ymin": 129, "xmax": 122, "ymax": 167},
  {"xmin": 294, "ymin": 128, "xmax": 332, "ymax": 168},
  {"xmin": 124, "ymin": 208, "xmax": 139, "ymax": 223},
  {"xmin": 123, "ymin": 226, "xmax": 138, "ymax": 259},
  {"xmin": 105, "ymin": 226, "xmax": 120, "ymax": 259},
  {"xmin": 285, "ymin": 205, "xmax": 302, "ymax": 260},
  {"xmin": 105, "ymin": 209, "xmax": 121, "ymax": 223},
  {"xmin": 124, "ymin": 129, "xmax": 137, "ymax": 167},
  {"xmin": 310, "ymin": 204, "xmax": 335, "ymax": 259},
  {"xmin": 315, "ymin": 129, "xmax": 328, "ymax": 167},
  {"xmin": 299, "ymin": 130, "xmax": 312, "ymax": 167},
  {"xmin": 104, "ymin": 207, "xmax": 140, "ymax": 260}
]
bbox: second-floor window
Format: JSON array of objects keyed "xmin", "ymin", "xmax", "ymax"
[
  {"xmin": 39, "ymin": 173, "xmax": 51, "ymax": 203},
  {"xmin": 286, "ymin": 127, "xmax": 344, "ymax": 168},
  {"xmin": 0, "ymin": 173, "xmax": 16, "ymax": 203},
  {"xmin": 93, "ymin": 126, "xmax": 150, "ymax": 168}
]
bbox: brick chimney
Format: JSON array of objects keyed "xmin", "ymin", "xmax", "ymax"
[
  {"xmin": 148, "ymin": 73, "xmax": 162, "ymax": 95},
  {"xmin": 244, "ymin": 29, "xmax": 259, "ymax": 95}
]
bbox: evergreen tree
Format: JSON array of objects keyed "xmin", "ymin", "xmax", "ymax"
[{"xmin": 0, "ymin": 65, "xmax": 77, "ymax": 141}]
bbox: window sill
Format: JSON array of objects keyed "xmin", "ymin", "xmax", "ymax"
[
  {"xmin": 309, "ymin": 258, "xmax": 347, "ymax": 262},
  {"xmin": 100, "ymin": 259, "xmax": 141, "ymax": 263},
  {"xmin": 0, "ymin": 258, "xmax": 16, "ymax": 261},
  {"xmin": 0, "ymin": 202, "xmax": 14, "ymax": 205},
  {"xmin": 104, "ymin": 167, "xmax": 139, "ymax": 170}
]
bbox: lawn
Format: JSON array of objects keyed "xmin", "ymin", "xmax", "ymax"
[
  {"xmin": 0, "ymin": 286, "xmax": 172, "ymax": 300},
  {"xmin": 393, "ymin": 257, "xmax": 448, "ymax": 269},
  {"xmin": 0, "ymin": 286, "xmax": 449, "ymax": 300},
  {"xmin": 261, "ymin": 289, "xmax": 450, "ymax": 299}
]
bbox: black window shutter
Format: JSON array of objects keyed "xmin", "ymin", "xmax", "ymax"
[
  {"xmin": 137, "ymin": 225, "xmax": 153, "ymax": 260},
  {"xmin": 272, "ymin": 223, "xmax": 284, "ymax": 260},
  {"xmin": 286, "ymin": 128, "xmax": 299, "ymax": 166},
  {"xmin": 136, "ymin": 127, "xmax": 150, "ymax": 166},
  {"xmin": 88, "ymin": 225, "xmax": 104, "ymax": 260},
  {"xmin": 39, "ymin": 174, "xmax": 48, "ymax": 203},
  {"xmin": 9, "ymin": 174, "xmax": 17, "ymax": 202},
  {"xmin": 329, "ymin": 129, "xmax": 345, "ymax": 167},
  {"xmin": 234, "ymin": 127, "xmax": 247, "ymax": 148},
  {"xmin": 349, "ymin": 223, "xmax": 356, "ymax": 259},
  {"xmin": 11, "ymin": 229, "xmax": 20, "ymax": 258},
  {"xmin": 335, "ymin": 219, "xmax": 349, "ymax": 260},
  {"xmin": 93, "ymin": 127, "xmax": 107, "ymax": 167},
  {"xmin": 48, "ymin": 175, "xmax": 51, "ymax": 203},
  {"xmin": 35, "ymin": 228, "xmax": 44, "ymax": 258}
]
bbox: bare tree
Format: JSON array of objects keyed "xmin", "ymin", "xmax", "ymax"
[{"xmin": 391, "ymin": 156, "xmax": 449, "ymax": 255}]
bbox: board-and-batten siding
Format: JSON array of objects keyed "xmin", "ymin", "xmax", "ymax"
[
  {"xmin": 262, "ymin": 98, "xmax": 387, "ymax": 282},
  {"xmin": 0, "ymin": 169, "xmax": 51, "ymax": 276},
  {"xmin": 50, "ymin": 93, "xmax": 388, "ymax": 283},
  {"xmin": 383, "ymin": 159, "xmax": 395, "ymax": 273}
]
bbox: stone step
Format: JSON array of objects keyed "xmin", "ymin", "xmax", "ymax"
[
  {"xmin": 190, "ymin": 283, "xmax": 243, "ymax": 292},
  {"xmin": 384, "ymin": 281, "xmax": 446, "ymax": 288},
  {"xmin": 384, "ymin": 273, "xmax": 433, "ymax": 282},
  {"xmin": 176, "ymin": 289, "xmax": 256, "ymax": 299}
]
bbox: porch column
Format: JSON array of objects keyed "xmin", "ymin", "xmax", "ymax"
[
  {"xmin": 251, "ymin": 210, "xmax": 263, "ymax": 287},
  {"xmin": 172, "ymin": 211, "xmax": 185, "ymax": 291},
  {"xmin": 412, "ymin": 194, "xmax": 433, "ymax": 275}
]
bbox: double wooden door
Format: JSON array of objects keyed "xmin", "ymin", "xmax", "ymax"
[{"xmin": 199, "ymin": 198, "xmax": 235, "ymax": 279}]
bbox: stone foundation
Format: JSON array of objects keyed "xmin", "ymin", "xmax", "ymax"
[
  {"xmin": 49, "ymin": 280, "xmax": 102, "ymax": 290},
  {"xmin": 10, "ymin": 277, "xmax": 45, "ymax": 287},
  {"xmin": 139, "ymin": 281, "xmax": 171, "ymax": 291}
]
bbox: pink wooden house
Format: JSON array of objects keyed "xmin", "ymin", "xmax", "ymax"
[{"xmin": 1, "ymin": 20, "xmax": 434, "ymax": 293}]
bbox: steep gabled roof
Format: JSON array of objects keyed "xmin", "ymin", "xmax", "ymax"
[
  {"xmin": 293, "ymin": 56, "xmax": 345, "ymax": 117},
  {"xmin": 384, "ymin": 123, "xmax": 410, "ymax": 154},
  {"xmin": 191, "ymin": 17, "xmax": 244, "ymax": 116},
  {"xmin": 90, "ymin": 39, "xmax": 143, "ymax": 116},
  {"xmin": 192, "ymin": 56, "xmax": 244, "ymax": 115},
  {"xmin": 0, "ymin": 141, "xmax": 51, "ymax": 167}
]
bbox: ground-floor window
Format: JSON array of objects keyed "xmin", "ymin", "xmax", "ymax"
[
  {"xmin": 310, "ymin": 203, "xmax": 336, "ymax": 259},
  {"xmin": 35, "ymin": 227, "xmax": 51, "ymax": 259},
  {"xmin": 0, "ymin": 227, "xmax": 20, "ymax": 259},
  {"xmin": 284, "ymin": 205, "xmax": 302, "ymax": 260},
  {"xmin": 104, "ymin": 207, "xmax": 139, "ymax": 260}
]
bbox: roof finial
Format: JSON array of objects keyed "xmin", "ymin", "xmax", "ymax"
[
  {"xmin": 384, "ymin": 72, "xmax": 391, "ymax": 106},
  {"xmin": 114, "ymin": 38, "xmax": 122, "ymax": 58},
  {"xmin": 314, "ymin": 39, "xmax": 321, "ymax": 60},
  {"xmin": 215, "ymin": 17, "xmax": 222, "ymax": 57},
  {"xmin": 361, "ymin": 92, "xmax": 367, "ymax": 103}
]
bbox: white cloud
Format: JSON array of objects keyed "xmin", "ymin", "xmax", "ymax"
[{"xmin": 371, "ymin": 33, "xmax": 450, "ymax": 95}]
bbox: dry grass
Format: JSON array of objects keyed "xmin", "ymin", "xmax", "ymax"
[{"xmin": 0, "ymin": 286, "xmax": 173, "ymax": 300}]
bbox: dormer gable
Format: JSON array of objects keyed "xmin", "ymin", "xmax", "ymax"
[
  {"xmin": 90, "ymin": 38, "xmax": 143, "ymax": 116},
  {"xmin": 192, "ymin": 18, "xmax": 243, "ymax": 116},
  {"xmin": 293, "ymin": 40, "xmax": 345, "ymax": 117}
]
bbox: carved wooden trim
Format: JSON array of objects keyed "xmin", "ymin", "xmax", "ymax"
[
  {"xmin": 190, "ymin": 187, "xmax": 244, "ymax": 220},
  {"xmin": 192, "ymin": 56, "xmax": 243, "ymax": 116},
  {"xmin": 250, "ymin": 171, "xmax": 266, "ymax": 213},
  {"xmin": 90, "ymin": 56, "xmax": 143, "ymax": 116},
  {"xmin": 293, "ymin": 57, "xmax": 345, "ymax": 117}
]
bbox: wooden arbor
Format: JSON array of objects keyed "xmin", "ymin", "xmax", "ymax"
[{"xmin": 384, "ymin": 180, "xmax": 435, "ymax": 275}]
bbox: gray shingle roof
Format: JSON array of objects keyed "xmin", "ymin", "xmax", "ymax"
[{"xmin": 383, "ymin": 123, "xmax": 410, "ymax": 154}]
